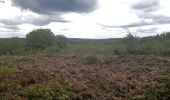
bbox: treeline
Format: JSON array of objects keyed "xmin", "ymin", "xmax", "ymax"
[
  {"xmin": 117, "ymin": 32, "xmax": 170, "ymax": 55},
  {"xmin": 0, "ymin": 29, "xmax": 170, "ymax": 56},
  {"xmin": 63, "ymin": 32, "xmax": 170, "ymax": 56},
  {"xmin": 0, "ymin": 29, "xmax": 67, "ymax": 55},
  {"xmin": 0, "ymin": 38, "xmax": 25, "ymax": 55}
]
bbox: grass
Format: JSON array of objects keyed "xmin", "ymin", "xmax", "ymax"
[
  {"xmin": 23, "ymin": 74, "xmax": 73, "ymax": 100},
  {"xmin": 23, "ymin": 84, "xmax": 72, "ymax": 100},
  {"xmin": 84, "ymin": 54, "xmax": 99, "ymax": 65},
  {"xmin": 0, "ymin": 66, "xmax": 17, "ymax": 76}
]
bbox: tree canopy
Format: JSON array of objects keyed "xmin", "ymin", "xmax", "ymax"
[{"xmin": 26, "ymin": 29, "xmax": 55, "ymax": 50}]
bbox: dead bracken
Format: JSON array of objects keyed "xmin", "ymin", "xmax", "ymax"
[{"xmin": 0, "ymin": 54, "xmax": 169, "ymax": 100}]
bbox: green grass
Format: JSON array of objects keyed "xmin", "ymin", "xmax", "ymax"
[
  {"xmin": 0, "ymin": 66, "xmax": 17, "ymax": 76},
  {"xmin": 84, "ymin": 54, "xmax": 99, "ymax": 65},
  {"xmin": 24, "ymin": 85, "xmax": 71, "ymax": 100},
  {"xmin": 23, "ymin": 74, "xmax": 73, "ymax": 100}
]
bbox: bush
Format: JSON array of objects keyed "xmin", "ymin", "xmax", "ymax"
[
  {"xmin": 0, "ymin": 66, "xmax": 17, "ymax": 76},
  {"xmin": 23, "ymin": 75, "xmax": 73, "ymax": 100},
  {"xmin": 84, "ymin": 54, "xmax": 98, "ymax": 65},
  {"xmin": 0, "ymin": 38, "xmax": 25, "ymax": 55},
  {"xmin": 55, "ymin": 35, "xmax": 68, "ymax": 49},
  {"xmin": 44, "ymin": 46, "xmax": 60, "ymax": 57},
  {"xmin": 26, "ymin": 29, "xmax": 55, "ymax": 50},
  {"xmin": 137, "ymin": 68, "xmax": 170, "ymax": 100}
]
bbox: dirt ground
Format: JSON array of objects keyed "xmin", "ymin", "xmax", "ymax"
[{"xmin": 0, "ymin": 54, "xmax": 170, "ymax": 100}]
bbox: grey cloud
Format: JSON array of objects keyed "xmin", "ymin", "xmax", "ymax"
[
  {"xmin": 131, "ymin": 0, "xmax": 161, "ymax": 22},
  {"xmin": 99, "ymin": 23, "xmax": 160, "ymax": 37},
  {"xmin": 0, "ymin": 15, "xmax": 70, "ymax": 26},
  {"xmin": 138, "ymin": 14, "xmax": 170, "ymax": 25},
  {"xmin": 0, "ymin": 19, "xmax": 21, "ymax": 26},
  {"xmin": 118, "ymin": 22, "xmax": 154, "ymax": 29},
  {"xmin": 0, "ymin": 32, "xmax": 24, "ymax": 38},
  {"xmin": 60, "ymin": 29, "xmax": 70, "ymax": 31},
  {"xmin": 153, "ymin": 15, "xmax": 170, "ymax": 24},
  {"xmin": 130, "ymin": 0, "xmax": 170, "ymax": 27},
  {"xmin": 132, "ymin": 0, "xmax": 160, "ymax": 12},
  {"xmin": 0, "ymin": 26, "xmax": 21, "ymax": 38},
  {"xmin": 98, "ymin": 24, "xmax": 115, "ymax": 29},
  {"xmin": 99, "ymin": 21, "xmax": 154, "ymax": 29},
  {"xmin": 7, "ymin": 26, "xmax": 19, "ymax": 30},
  {"xmin": 0, "ymin": 23, "xmax": 19, "ymax": 30},
  {"xmin": 137, "ymin": 28, "xmax": 158, "ymax": 33},
  {"xmin": 12, "ymin": 0, "xmax": 97, "ymax": 14}
]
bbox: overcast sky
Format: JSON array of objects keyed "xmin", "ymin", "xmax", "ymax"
[{"xmin": 0, "ymin": 0, "xmax": 170, "ymax": 38}]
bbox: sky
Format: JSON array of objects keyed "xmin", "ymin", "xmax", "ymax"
[{"xmin": 0, "ymin": 0, "xmax": 170, "ymax": 39}]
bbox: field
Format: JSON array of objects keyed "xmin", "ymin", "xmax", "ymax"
[
  {"xmin": 0, "ymin": 54, "xmax": 170, "ymax": 100},
  {"xmin": 0, "ymin": 31, "xmax": 170, "ymax": 100}
]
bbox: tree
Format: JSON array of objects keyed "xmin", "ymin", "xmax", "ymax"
[
  {"xmin": 0, "ymin": 37, "xmax": 24, "ymax": 55},
  {"xmin": 124, "ymin": 32, "xmax": 136, "ymax": 41},
  {"xmin": 123, "ymin": 32, "xmax": 141, "ymax": 54},
  {"xmin": 26, "ymin": 29, "xmax": 55, "ymax": 50},
  {"xmin": 55, "ymin": 35, "xmax": 68, "ymax": 49}
]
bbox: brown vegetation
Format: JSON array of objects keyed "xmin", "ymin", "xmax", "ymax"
[{"xmin": 0, "ymin": 54, "xmax": 169, "ymax": 100}]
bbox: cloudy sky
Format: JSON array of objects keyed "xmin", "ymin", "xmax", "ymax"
[{"xmin": 0, "ymin": 0, "xmax": 170, "ymax": 38}]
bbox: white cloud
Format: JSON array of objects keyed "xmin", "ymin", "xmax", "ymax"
[
  {"xmin": 0, "ymin": 0, "xmax": 170, "ymax": 38},
  {"xmin": 0, "ymin": 0, "xmax": 21, "ymax": 19}
]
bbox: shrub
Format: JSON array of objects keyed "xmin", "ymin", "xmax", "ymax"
[
  {"xmin": 137, "ymin": 68, "xmax": 170, "ymax": 100},
  {"xmin": 0, "ymin": 38, "xmax": 24, "ymax": 55},
  {"xmin": 26, "ymin": 29, "xmax": 55, "ymax": 50},
  {"xmin": 55, "ymin": 35, "xmax": 68, "ymax": 49},
  {"xmin": 23, "ymin": 74, "xmax": 73, "ymax": 100},
  {"xmin": 0, "ymin": 66, "xmax": 17, "ymax": 76},
  {"xmin": 84, "ymin": 54, "xmax": 98, "ymax": 65},
  {"xmin": 44, "ymin": 46, "xmax": 60, "ymax": 57}
]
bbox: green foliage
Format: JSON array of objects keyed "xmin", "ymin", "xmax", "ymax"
[
  {"xmin": 55, "ymin": 35, "xmax": 68, "ymax": 49},
  {"xmin": 0, "ymin": 37, "xmax": 25, "ymax": 55},
  {"xmin": 24, "ymin": 74, "xmax": 73, "ymax": 100},
  {"xmin": 84, "ymin": 54, "xmax": 98, "ymax": 64},
  {"xmin": 44, "ymin": 46, "xmax": 61, "ymax": 57},
  {"xmin": 24, "ymin": 85, "xmax": 56, "ymax": 100},
  {"xmin": 122, "ymin": 33, "xmax": 141, "ymax": 54},
  {"xmin": 65, "ymin": 39, "xmax": 119, "ymax": 55},
  {"xmin": 124, "ymin": 32, "xmax": 137, "ymax": 41},
  {"xmin": 0, "ymin": 30, "xmax": 170, "ymax": 56},
  {"xmin": 26, "ymin": 29, "xmax": 55, "ymax": 50},
  {"xmin": 115, "ymin": 32, "xmax": 170, "ymax": 55},
  {"xmin": 0, "ymin": 66, "xmax": 17, "ymax": 76}
]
